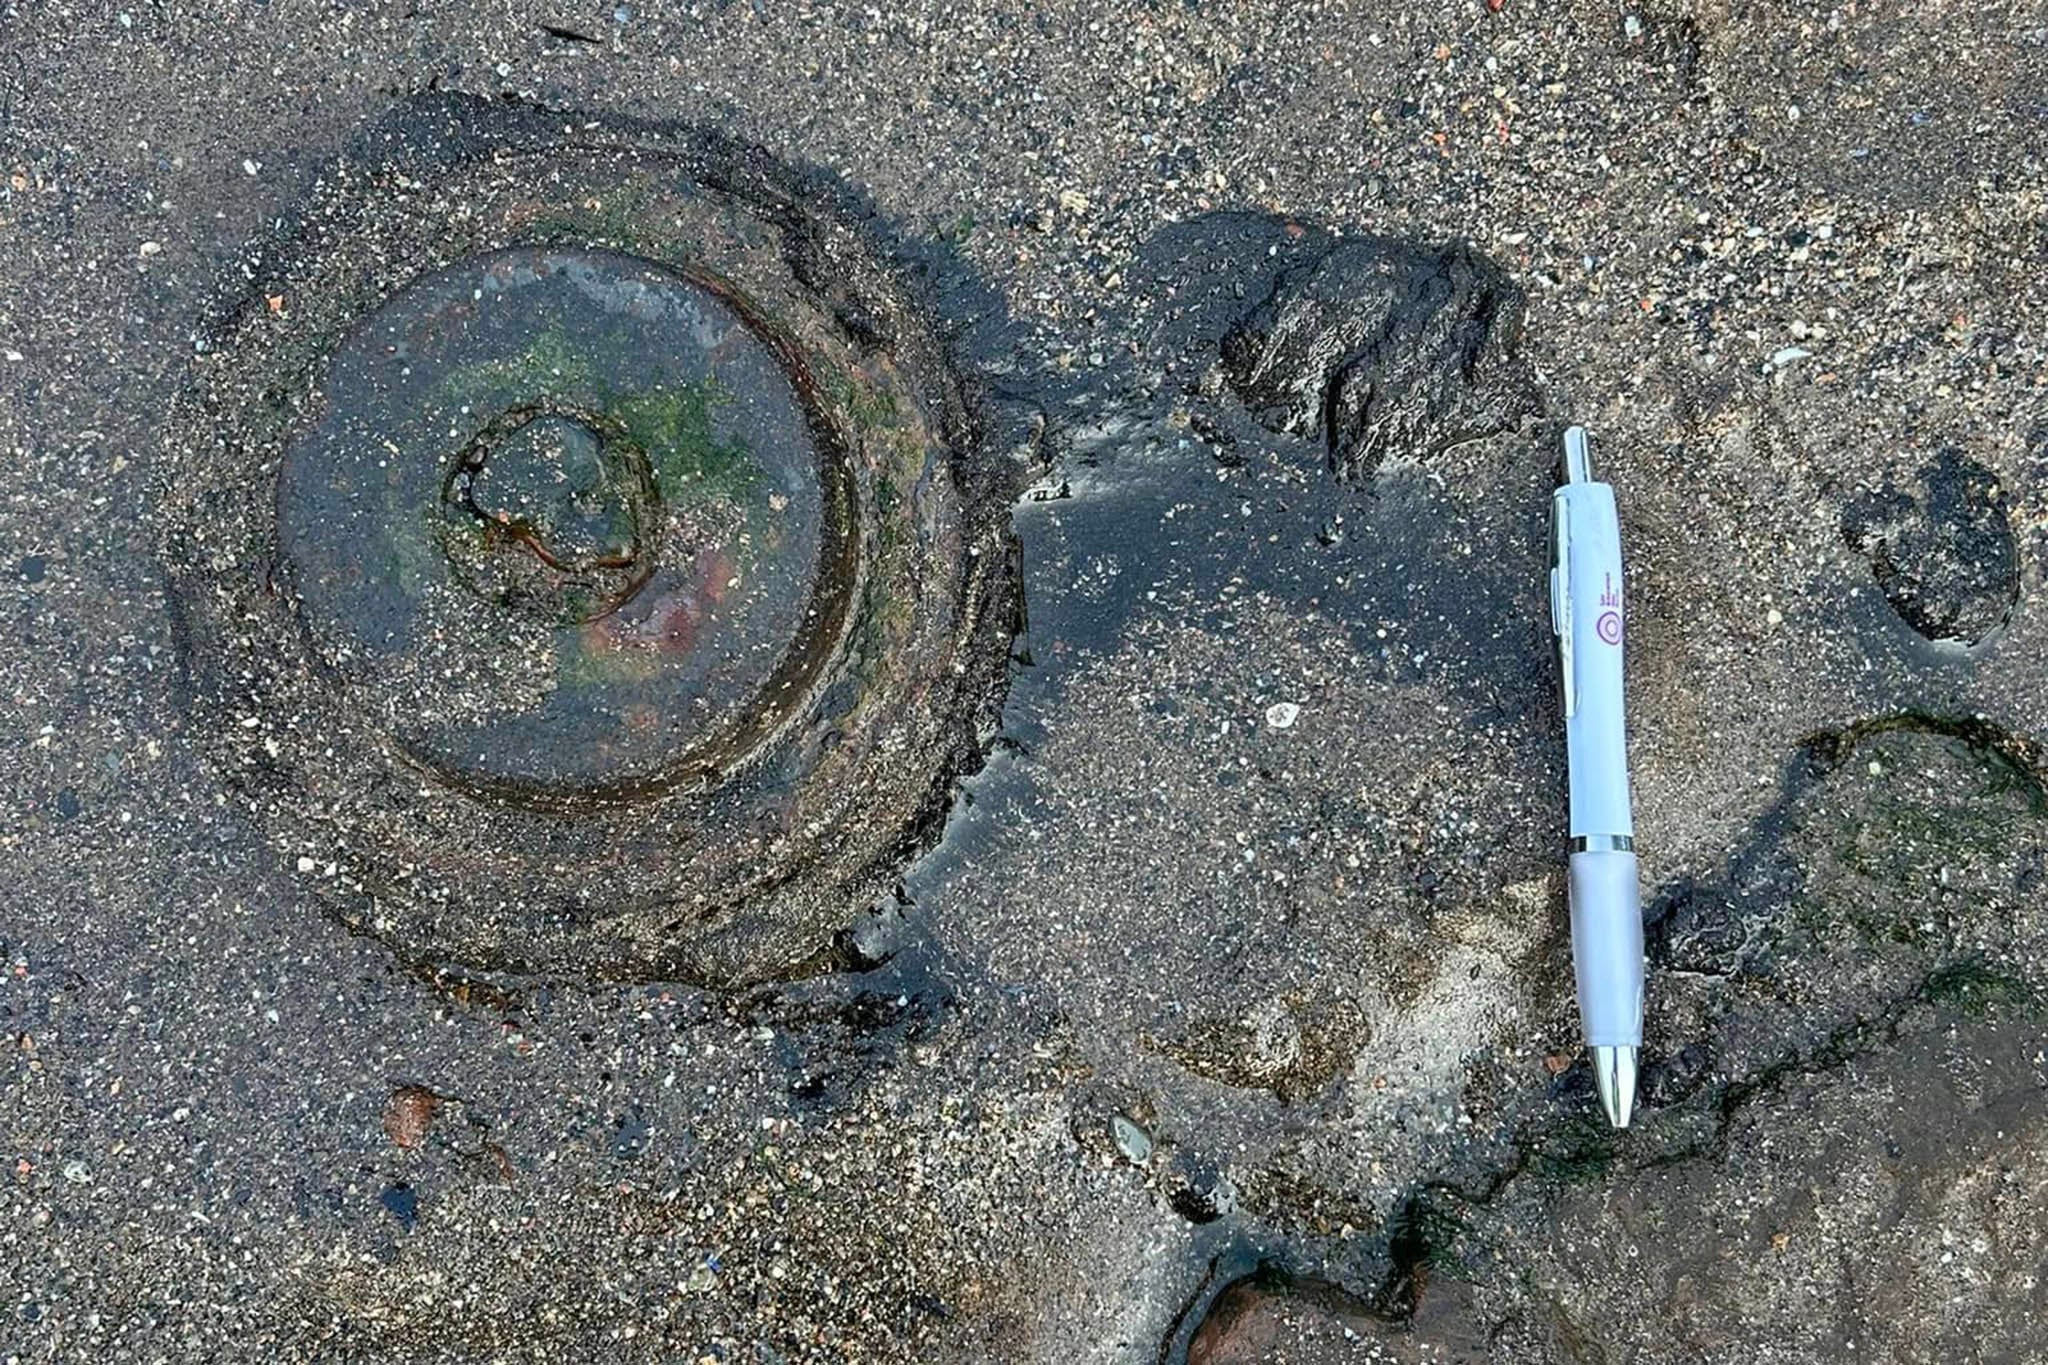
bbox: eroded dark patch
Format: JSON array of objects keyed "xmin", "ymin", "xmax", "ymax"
[
  {"xmin": 1162, "ymin": 1149, "xmax": 1237, "ymax": 1225},
  {"xmin": 1839, "ymin": 449, "xmax": 2019, "ymax": 645},
  {"xmin": 378, "ymin": 1181, "xmax": 419, "ymax": 1232},
  {"xmin": 1217, "ymin": 235, "xmax": 1538, "ymax": 479}
]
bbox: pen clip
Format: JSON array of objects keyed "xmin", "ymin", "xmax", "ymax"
[
  {"xmin": 1563, "ymin": 426, "xmax": 1595, "ymax": 484},
  {"xmin": 1553, "ymin": 490, "xmax": 1575, "ymax": 718}
]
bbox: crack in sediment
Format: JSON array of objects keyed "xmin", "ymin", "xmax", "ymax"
[
  {"xmin": 1163, "ymin": 710, "xmax": 2048, "ymax": 1355},
  {"xmin": 1400, "ymin": 955, "xmax": 2035, "ymax": 1244},
  {"xmin": 1402, "ymin": 711, "xmax": 2048, "ymax": 1224}
]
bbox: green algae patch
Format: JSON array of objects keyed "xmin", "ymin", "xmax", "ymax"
[
  {"xmin": 615, "ymin": 381, "xmax": 765, "ymax": 512},
  {"xmin": 1922, "ymin": 960, "xmax": 2038, "ymax": 1019}
]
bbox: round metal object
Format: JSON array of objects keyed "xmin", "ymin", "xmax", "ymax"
[
  {"xmin": 276, "ymin": 247, "xmax": 848, "ymax": 799},
  {"xmin": 164, "ymin": 98, "xmax": 1017, "ymax": 985}
]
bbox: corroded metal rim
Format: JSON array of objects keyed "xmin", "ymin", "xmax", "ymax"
[{"xmin": 162, "ymin": 95, "xmax": 1020, "ymax": 986}]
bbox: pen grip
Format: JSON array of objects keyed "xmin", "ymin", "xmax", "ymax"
[
  {"xmin": 1558, "ymin": 483, "xmax": 1633, "ymax": 838},
  {"xmin": 1569, "ymin": 850, "xmax": 1645, "ymax": 1046}
]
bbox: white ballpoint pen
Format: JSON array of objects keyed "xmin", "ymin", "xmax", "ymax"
[{"xmin": 1550, "ymin": 426, "xmax": 1645, "ymax": 1128}]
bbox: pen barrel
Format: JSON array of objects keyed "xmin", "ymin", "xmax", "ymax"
[
  {"xmin": 1557, "ymin": 482, "xmax": 1633, "ymax": 838},
  {"xmin": 1569, "ymin": 850, "xmax": 1645, "ymax": 1046}
]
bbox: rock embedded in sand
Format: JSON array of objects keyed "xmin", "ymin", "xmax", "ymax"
[
  {"xmin": 1186, "ymin": 1274, "xmax": 1378, "ymax": 1365},
  {"xmin": 1219, "ymin": 237, "xmax": 1538, "ymax": 479},
  {"xmin": 383, "ymin": 1085, "xmax": 443, "ymax": 1150}
]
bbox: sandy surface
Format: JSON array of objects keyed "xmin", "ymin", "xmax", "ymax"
[{"xmin": 3, "ymin": 1, "xmax": 2046, "ymax": 1360}]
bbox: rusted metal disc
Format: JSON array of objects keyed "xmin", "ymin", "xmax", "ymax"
[
  {"xmin": 278, "ymin": 247, "xmax": 850, "ymax": 799},
  {"xmin": 165, "ymin": 98, "xmax": 1018, "ymax": 985}
]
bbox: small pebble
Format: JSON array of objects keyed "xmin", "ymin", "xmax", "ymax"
[
  {"xmin": 1110, "ymin": 1115, "xmax": 1152, "ymax": 1165},
  {"xmin": 383, "ymin": 1085, "xmax": 443, "ymax": 1149},
  {"xmin": 1265, "ymin": 702, "xmax": 1300, "ymax": 730}
]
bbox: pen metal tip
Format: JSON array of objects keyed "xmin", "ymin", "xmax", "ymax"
[
  {"xmin": 1562, "ymin": 426, "xmax": 1595, "ymax": 485},
  {"xmin": 1591, "ymin": 1044, "xmax": 1637, "ymax": 1129}
]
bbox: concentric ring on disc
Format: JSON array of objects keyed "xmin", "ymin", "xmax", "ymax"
[
  {"xmin": 277, "ymin": 247, "xmax": 853, "ymax": 800},
  {"xmin": 162, "ymin": 97, "xmax": 1020, "ymax": 986}
]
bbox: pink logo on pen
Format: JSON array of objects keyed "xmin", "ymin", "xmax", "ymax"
[{"xmin": 1596, "ymin": 574, "xmax": 1623, "ymax": 646}]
